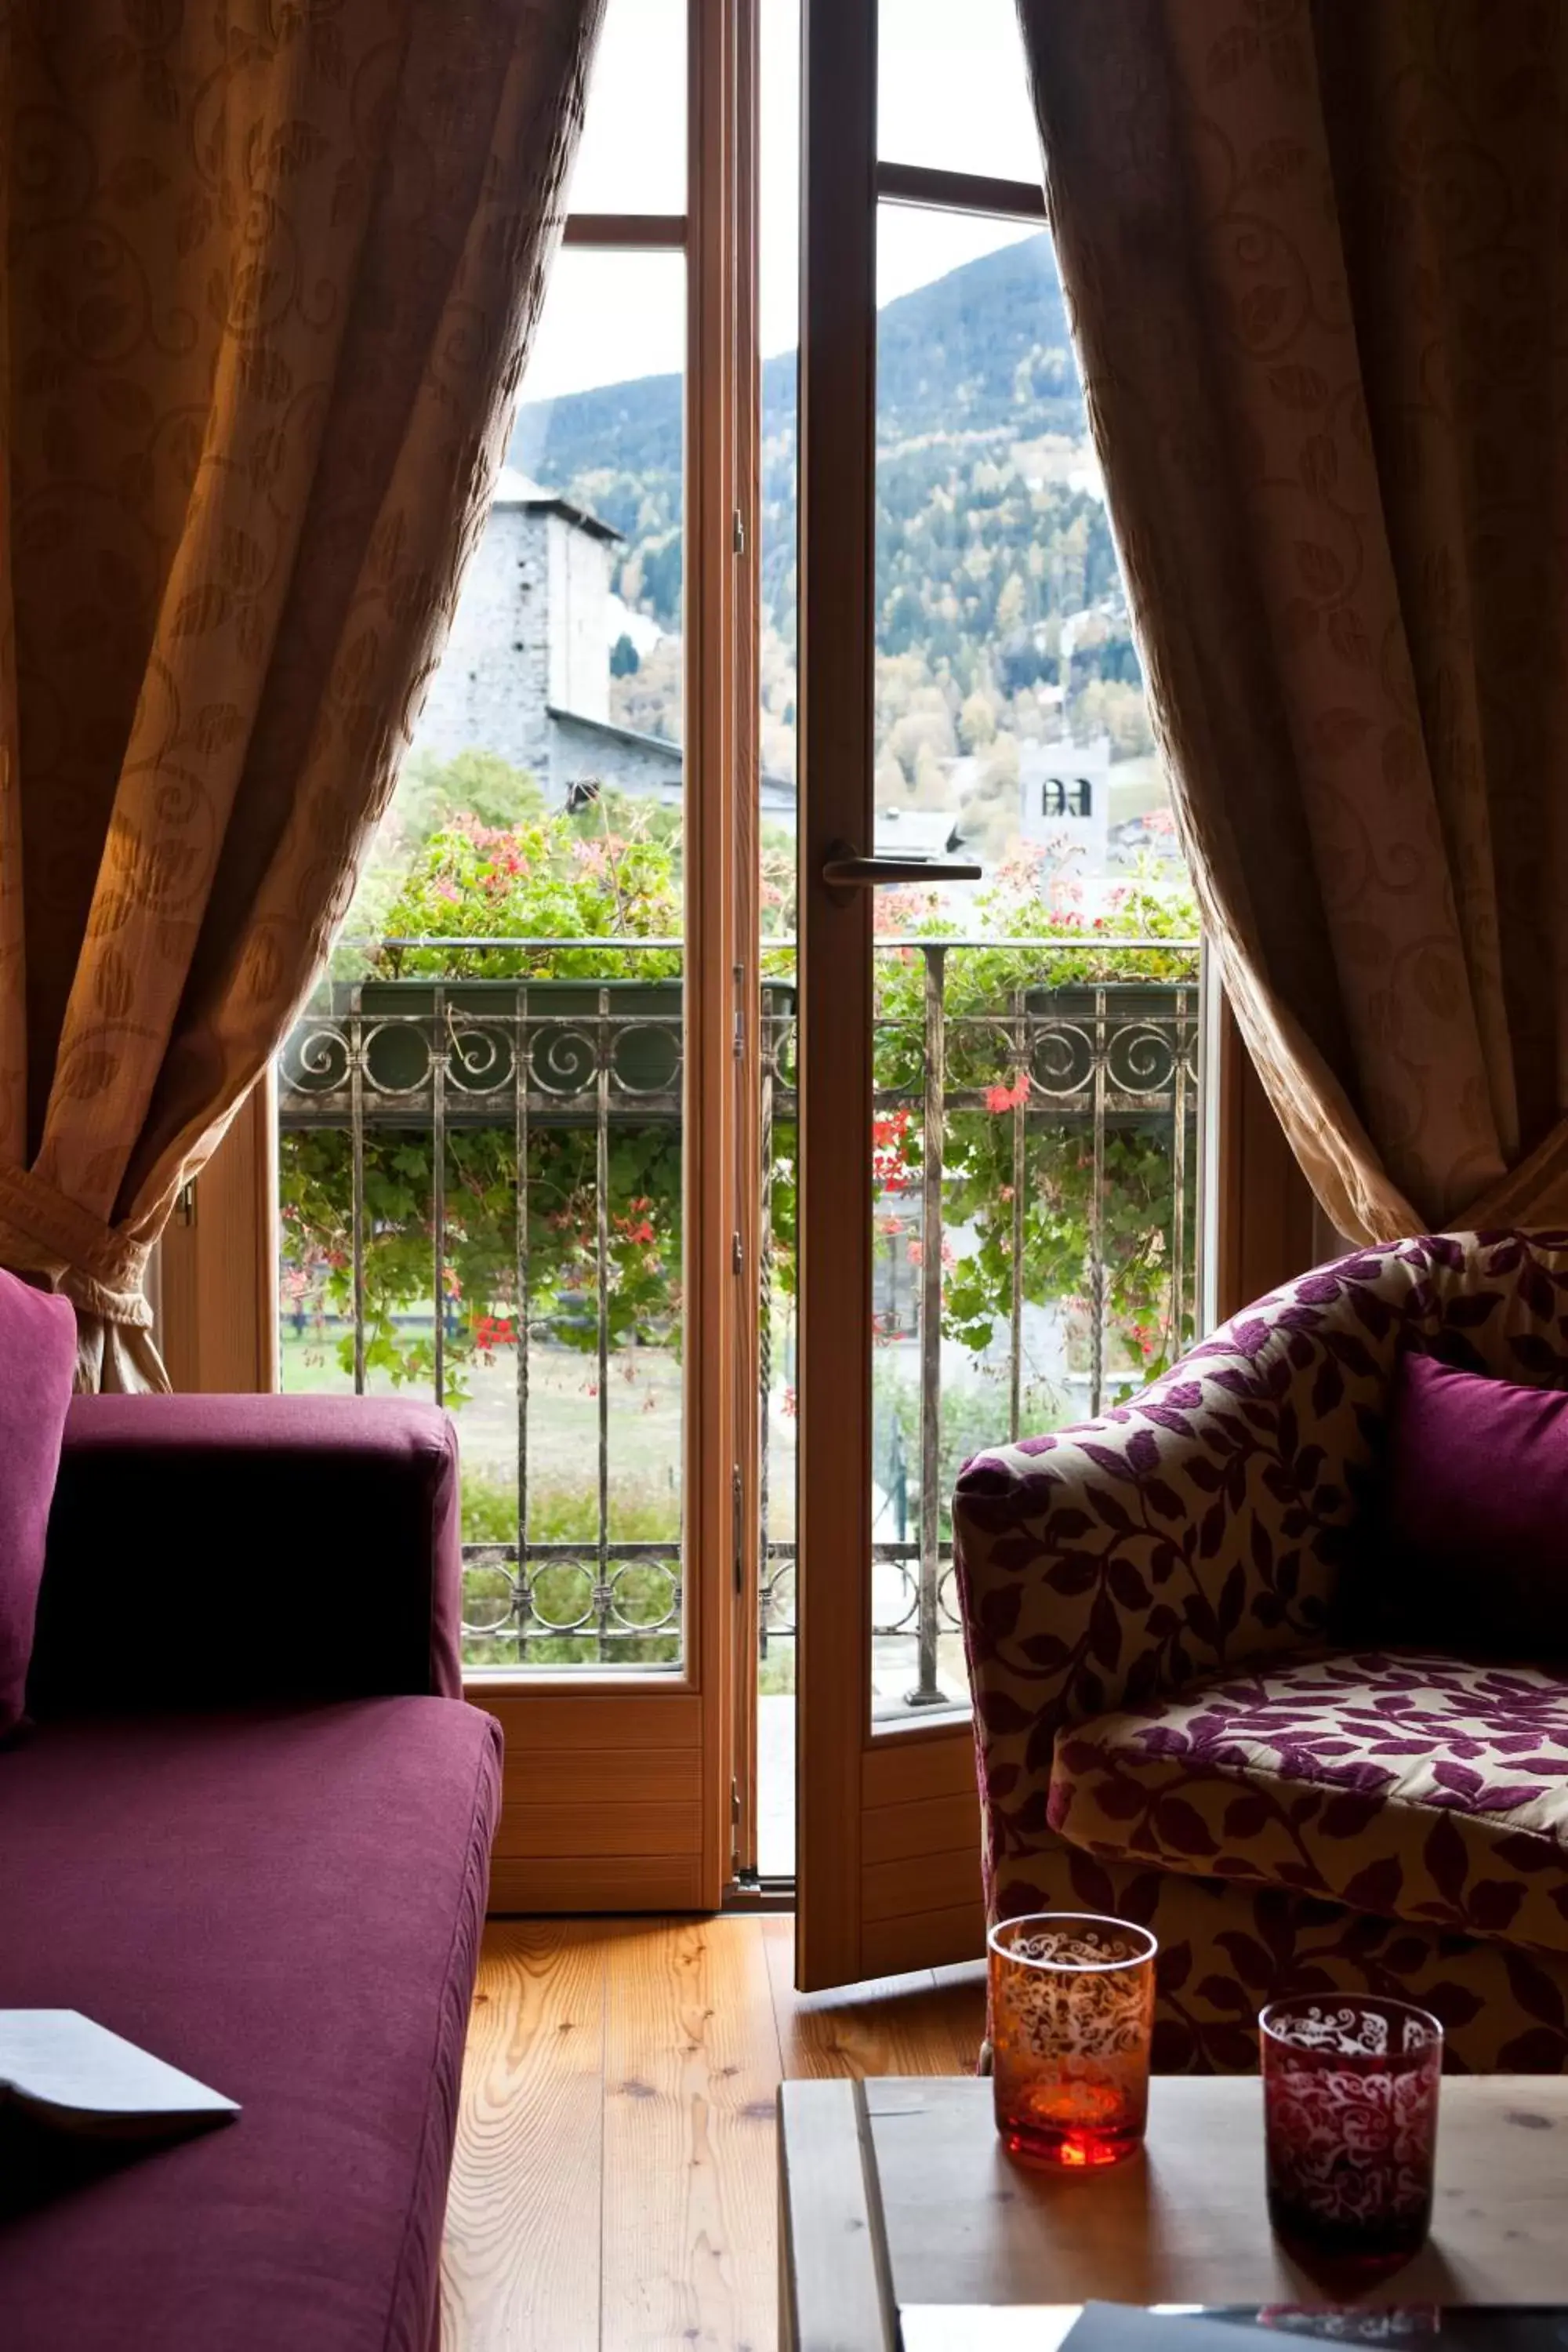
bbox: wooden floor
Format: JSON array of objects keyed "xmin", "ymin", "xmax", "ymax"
[{"xmin": 440, "ymin": 1913, "xmax": 987, "ymax": 2352}]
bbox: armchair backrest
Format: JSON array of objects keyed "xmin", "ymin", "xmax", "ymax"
[{"xmin": 1210, "ymin": 1228, "xmax": 1568, "ymax": 1534}]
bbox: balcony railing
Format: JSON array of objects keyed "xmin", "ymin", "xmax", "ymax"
[{"xmin": 278, "ymin": 936, "xmax": 1200, "ymax": 1704}]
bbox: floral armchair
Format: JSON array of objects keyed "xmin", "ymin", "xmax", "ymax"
[{"xmin": 953, "ymin": 1232, "xmax": 1568, "ymax": 2073}]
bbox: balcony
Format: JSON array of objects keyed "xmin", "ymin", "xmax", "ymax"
[{"xmin": 277, "ymin": 935, "xmax": 1200, "ymax": 1710}]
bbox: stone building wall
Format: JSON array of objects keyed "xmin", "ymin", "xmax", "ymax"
[
  {"xmin": 548, "ymin": 710, "xmax": 682, "ymax": 808},
  {"xmin": 412, "ymin": 500, "xmax": 553, "ymax": 779},
  {"xmin": 407, "ymin": 483, "xmax": 799, "ymax": 829},
  {"xmin": 412, "ymin": 497, "xmax": 616, "ymax": 794}
]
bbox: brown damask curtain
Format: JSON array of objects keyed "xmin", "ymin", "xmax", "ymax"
[
  {"xmin": 1018, "ymin": 0, "xmax": 1568, "ymax": 1246},
  {"xmin": 0, "ymin": 0, "xmax": 601, "ymax": 1388}
]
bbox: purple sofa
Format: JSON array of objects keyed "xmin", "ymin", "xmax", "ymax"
[{"xmin": 1, "ymin": 1392, "xmax": 502, "ymax": 2352}]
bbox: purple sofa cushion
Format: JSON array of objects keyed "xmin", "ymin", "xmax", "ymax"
[
  {"xmin": 0, "ymin": 1271, "xmax": 76, "ymax": 1738},
  {"xmin": 1380, "ymin": 1350, "xmax": 1568, "ymax": 1653},
  {"xmin": 0, "ymin": 1700, "xmax": 501, "ymax": 2352}
]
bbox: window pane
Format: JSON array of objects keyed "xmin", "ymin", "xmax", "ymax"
[
  {"xmin": 278, "ymin": 249, "xmax": 688, "ymax": 1678},
  {"xmin": 868, "ymin": 207, "xmax": 1198, "ymax": 1719},
  {"xmin": 570, "ymin": 0, "xmax": 686, "ymax": 214},
  {"xmin": 877, "ymin": 0, "xmax": 1043, "ymax": 186}
]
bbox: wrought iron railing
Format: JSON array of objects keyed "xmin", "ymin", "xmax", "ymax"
[{"xmin": 277, "ymin": 937, "xmax": 1200, "ymax": 1700}]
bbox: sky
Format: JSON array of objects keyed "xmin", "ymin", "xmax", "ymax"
[{"xmin": 522, "ymin": 0, "xmax": 1048, "ymax": 405}]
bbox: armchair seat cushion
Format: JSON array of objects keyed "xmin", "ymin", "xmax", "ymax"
[{"xmin": 1048, "ymin": 1648, "xmax": 1568, "ymax": 1955}]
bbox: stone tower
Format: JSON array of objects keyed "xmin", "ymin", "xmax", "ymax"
[{"xmin": 410, "ymin": 466, "xmax": 621, "ymax": 797}]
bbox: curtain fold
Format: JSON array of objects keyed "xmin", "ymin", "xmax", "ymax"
[
  {"xmin": 1017, "ymin": 0, "xmax": 1568, "ymax": 1245},
  {"xmin": 0, "ymin": 0, "xmax": 601, "ymax": 1388}
]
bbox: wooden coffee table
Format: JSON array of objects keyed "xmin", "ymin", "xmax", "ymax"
[{"xmin": 779, "ymin": 2074, "xmax": 1568, "ymax": 2350}]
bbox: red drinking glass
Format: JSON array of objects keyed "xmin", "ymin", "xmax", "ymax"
[
  {"xmin": 1261, "ymin": 1996, "xmax": 1443, "ymax": 2270},
  {"xmin": 988, "ymin": 1913, "xmax": 1157, "ymax": 2168}
]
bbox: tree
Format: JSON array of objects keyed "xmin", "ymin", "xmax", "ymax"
[
  {"xmin": 959, "ymin": 689, "xmax": 998, "ymax": 751},
  {"xmin": 393, "ymin": 748, "xmax": 544, "ymax": 846},
  {"xmin": 958, "ymin": 734, "xmax": 1021, "ymax": 855},
  {"xmin": 1069, "ymin": 680, "xmax": 1153, "ymax": 760},
  {"xmin": 610, "ymin": 631, "xmax": 641, "ymax": 677},
  {"xmin": 912, "ymin": 741, "xmax": 949, "ymax": 809}
]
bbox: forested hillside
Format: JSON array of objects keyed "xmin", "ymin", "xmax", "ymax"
[{"xmin": 506, "ymin": 231, "xmax": 1148, "ymax": 811}]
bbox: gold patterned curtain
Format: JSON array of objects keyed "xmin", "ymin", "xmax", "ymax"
[
  {"xmin": 0, "ymin": 0, "xmax": 601, "ymax": 1388},
  {"xmin": 1018, "ymin": 0, "xmax": 1568, "ymax": 1246}
]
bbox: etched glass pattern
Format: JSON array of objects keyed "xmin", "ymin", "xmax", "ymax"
[
  {"xmin": 989, "ymin": 1911, "xmax": 1156, "ymax": 2167},
  {"xmin": 1261, "ymin": 1996, "xmax": 1443, "ymax": 2270}
]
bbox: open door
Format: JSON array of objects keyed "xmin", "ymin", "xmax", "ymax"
[{"xmin": 793, "ymin": 0, "xmax": 1207, "ymax": 1985}]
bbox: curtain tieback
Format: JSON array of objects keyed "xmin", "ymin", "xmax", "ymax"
[{"xmin": 0, "ymin": 1163, "xmax": 154, "ymax": 1328}]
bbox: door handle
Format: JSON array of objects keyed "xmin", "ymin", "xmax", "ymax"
[{"xmin": 821, "ymin": 844, "xmax": 982, "ymax": 890}]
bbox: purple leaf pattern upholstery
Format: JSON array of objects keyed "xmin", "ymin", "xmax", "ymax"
[
  {"xmin": 1015, "ymin": 1842, "xmax": 1568, "ymax": 2078},
  {"xmin": 953, "ymin": 1232, "xmax": 1568, "ymax": 2071},
  {"xmin": 1051, "ymin": 1652, "xmax": 1568, "ymax": 1955}
]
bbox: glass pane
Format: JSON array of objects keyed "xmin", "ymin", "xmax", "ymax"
[
  {"xmin": 570, "ymin": 0, "xmax": 686, "ymax": 214},
  {"xmin": 757, "ymin": 0, "xmax": 800, "ymax": 1877},
  {"xmin": 877, "ymin": 0, "xmax": 1044, "ymax": 186},
  {"xmin": 278, "ymin": 249, "xmax": 688, "ymax": 1676},
  {"xmin": 869, "ymin": 206, "xmax": 1200, "ymax": 1721}
]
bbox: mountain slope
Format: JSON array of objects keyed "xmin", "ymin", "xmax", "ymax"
[
  {"xmin": 503, "ymin": 229, "xmax": 1132, "ymax": 736},
  {"xmin": 509, "ymin": 230, "xmax": 1081, "ymax": 495}
]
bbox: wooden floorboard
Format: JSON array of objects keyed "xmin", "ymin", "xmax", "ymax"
[
  {"xmin": 601, "ymin": 1917, "xmax": 780, "ymax": 2352},
  {"xmin": 442, "ymin": 1912, "xmax": 982, "ymax": 2352},
  {"xmin": 440, "ymin": 1921, "xmax": 606, "ymax": 2352},
  {"xmin": 762, "ymin": 1915, "xmax": 985, "ymax": 2081}
]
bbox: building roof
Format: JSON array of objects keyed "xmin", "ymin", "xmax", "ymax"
[
  {"xmin": 873, "ymin": 805, "xmax": 963, "ymax": 858},
  {"xmin": 491, "ymin": 465, "xmax": 623, "ymax": 545},
  {"xmin": 548, "ymin": 705, "xmax": 797, "ymax": 809},
  {"xmin": 547, "ymin": 706, "xmax": 682, "ymax": 764}
]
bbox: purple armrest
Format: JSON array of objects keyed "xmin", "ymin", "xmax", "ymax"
[{"xmin": 27, "ymin": 1394, "xmax": 464, "ymax": 1717}]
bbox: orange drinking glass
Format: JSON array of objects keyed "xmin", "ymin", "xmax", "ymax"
[{"xmin": 988, "ymin": 1912, "xmax": 1157, "ymax": 2168}]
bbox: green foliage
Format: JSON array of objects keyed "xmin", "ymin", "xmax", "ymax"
[
  {"xmin": 871, "ymin": 1361, "xmax": 1029, "ymax": 1544},
  {"xmin": 285, "ymin": 786, "xmax": 686, "ymax": 1401},
  {"xmin": 865, "ymin": 855, "xmax": 1201, "ymax": 1383},
  {"xmin": 460, "ymin": 1467, "xmax": 681, "ymax": 1667},
  {"xmin": 280, "ymin": 1121, "xmax": 681, "ymax": 1406},
  {"xmin": 396, "ymin": 747, "xmax": 546, "ymax": 844},
  {"xmin": 609, "ymin": 631, "xmax": 641, "ymax": 678},
  {"xmin": 463, "ymin": 1465, "xmax": 678, "ymax": 1548},
  {"xmin": 368, "ymin": 782, "xmax": 683, "ymax": 981},
  {"xmin": 285, "ymin": 758, "xmax": 1200, "ymax": 1432}
]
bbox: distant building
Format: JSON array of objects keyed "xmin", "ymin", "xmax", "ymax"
[
  {"xmin": 1018, "ymin": 735, "xmax": 1112, "ymax": 869},
  {"xmin": 414, "ymin": 467, "xmax": 797, "ymax": 826},
  {"xmin": 873, "ymin": 806, "xmax": 967, "ymax": 862}
]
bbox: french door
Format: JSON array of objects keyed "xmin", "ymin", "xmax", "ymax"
[
  {"xmin": 794, "ymin": 0, "xmax": 982, "ymax": 1987},
  {"xmin": 792, "ymin": 0, "xmax": 1207, "ymax": 1986},
  {"xmin": 164, "ymin": 0, "xmax": 1270, "ymax": 1968}
]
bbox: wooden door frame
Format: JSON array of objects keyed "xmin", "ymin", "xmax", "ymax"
[
  {"xmin": 795, "ymin": 0, "xmax": 883, "ymax": 1988},
  {"xmin": 794, "ymin": 0, "xmax": 988, "ymax": 1989},
  {"xmin": 728, "ymin": 0, "xmax": 765, "ymax": 1885},
  {"xmin": 158, "ymin": 1068, "xmax": 279, "ymax": 1393},
  {"xmin": 1210, "ymin": 988, "xmax": 1319, "ymax": 1326},
  {"xmin": 169, "ymin": 1, "xmax": 1319, "ymax": 1940},
  {"xmin": 481, "ymin": 0, "xmax": 753, "ymax": 1913}
]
